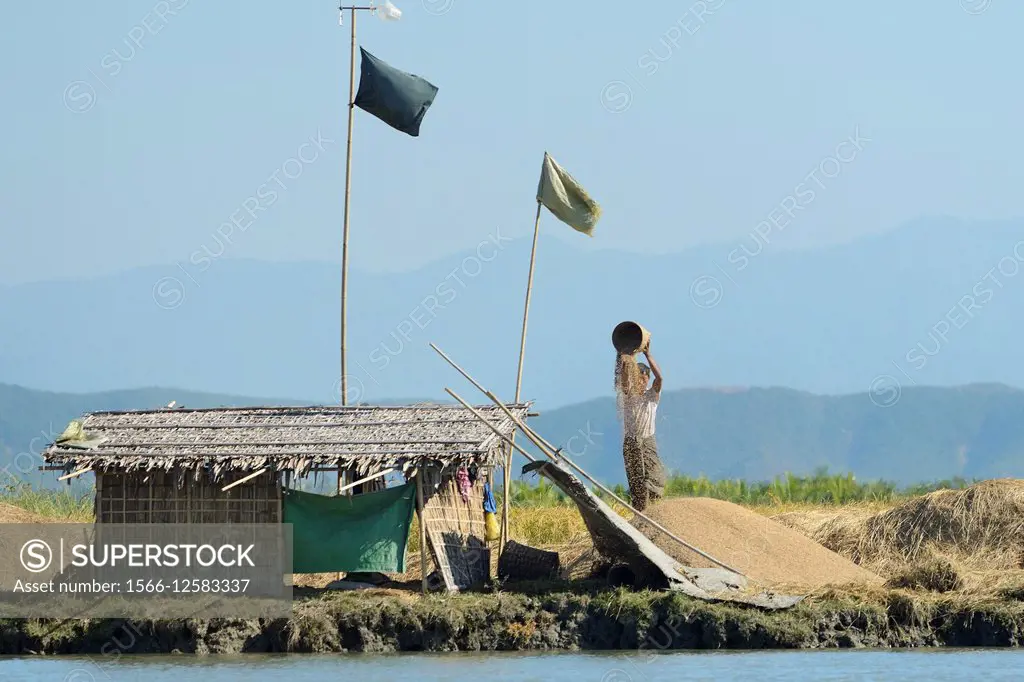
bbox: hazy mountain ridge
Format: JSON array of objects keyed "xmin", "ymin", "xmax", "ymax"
[
  {"xmin": 4, "ymin": 381, "xmax": 1024, "ymax": 488},
  {"xmin": 4, "ymin": 217, "xmax": 1024, "ymax": 409}
]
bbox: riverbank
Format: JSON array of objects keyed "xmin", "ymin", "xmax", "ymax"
[
  {"xmin": 3, "ymin": 479, "xmax": 1023, "ymax": 653},
  {"xmin": 3, "ymin": 584, "xmax": 1024, "ymax": 654}
]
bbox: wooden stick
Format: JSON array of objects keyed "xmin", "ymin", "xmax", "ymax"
[
  {"xmin": 221, "ymin": 467, "xmax": 268, "ymax": 492},
  {"xmin": 416, "ymin": 469, "xmax": 429, "ymax": 594},
  {"xmin": 335, "ymin": 467, "xmax": 397, "ymax": 496},
  {"xmin": 58, "ymin": 466, "xmax": 91, "ymax": 482},
  {"xmin": 432, "ymin": 342, "xmax": 521, "ymax": 549},
  {"xmin": 433, "ymin": 340, "xmax": 516, "ymax": 548},
  {"xmin": 446, "ymin": 389, "xmax": 537, "ymax": 465},
  {"xmin": 431, "ymin": 343, "xmax": 490, "ymax": 394}
]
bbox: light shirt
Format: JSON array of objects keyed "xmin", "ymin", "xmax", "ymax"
[{"xmin": 622, "ymin": 387, "xmax": 660, "ymax": 439}]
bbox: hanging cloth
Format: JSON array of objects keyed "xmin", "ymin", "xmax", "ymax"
[
  {"xmin": 456, "ymin": 467, "xmax": 472, "ymax": 503},
  {"xmin": 483, "ymin": 482, "xmax": 499, "ymax": 542}
]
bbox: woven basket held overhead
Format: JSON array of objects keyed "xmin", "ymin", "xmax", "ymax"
[
  {"xmin": 498, "ymin": 541, "xmax": 560, "ymax": 581},
  {"xmin": 612, "ymin": 321, "xmax": 650, "ymax": 354}
]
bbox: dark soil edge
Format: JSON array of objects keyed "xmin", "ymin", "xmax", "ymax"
[{"xmin": 2, "ymin": 588, "xmax": 1022, "ymax": 654}]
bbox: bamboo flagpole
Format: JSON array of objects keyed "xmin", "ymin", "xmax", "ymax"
[
  {"xmin": 500, "ymin": 153, "xmax": 601, "ymax": 550},
  {"xmin": 337, "ymin": 6, "xmax": 358, "ymax": 581},
  {"xmin": 340, "ymin": 6, "xmax": 357, "ymax": 412},
  {"xmin": 500, "ymin": 201, "xmax": 544, "ymax": 550},
  {"xmin": 514, "ymin": 201, "xmax": 545, "ymax": 397},
  {"xmin": 337, "ymin": 2, "xmax": 414, "ymax": 422},
  {"xmin": 336, "ymin": 3, "xmax": 421, "ymax": 507}
]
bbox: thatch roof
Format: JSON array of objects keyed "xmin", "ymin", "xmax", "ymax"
[{"xmin": 42, "ymin": 403, "xmax": 531, "ymax": 481}]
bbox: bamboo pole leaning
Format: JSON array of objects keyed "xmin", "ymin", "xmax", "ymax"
[
  {"xmin": 58, "ymin": 466, "xmax": 92, "ymax": 482},
  {"xmin": 335, "ymin": 467, "xmax": 398, "ymax": 496},
  {"xmin": 445, "ymin": 389, "xmax": 538, "ymax": 466},
  {"xmin": 430, "ymin": 343, "xmax": 744, "ymax": 577},
  {"xmin": 416, "ymin": 469, "xmax": 429, "ymax": 594},
  {"xmin": 221, "ymin": 467, "xmax": 268, "ymax": 492}
]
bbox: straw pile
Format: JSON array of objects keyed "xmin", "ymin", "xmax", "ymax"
[{"xmin": 807, "ymin": 479, "xmax": 1024, "ymax": 573}]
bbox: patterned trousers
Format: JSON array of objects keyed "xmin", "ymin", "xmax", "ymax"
[{"xmin": 622, "ymin": 434, "xmax": 666, "ymax": 512}]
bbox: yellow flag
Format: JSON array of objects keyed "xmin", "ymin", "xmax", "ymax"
[{"xmin": 536, "ymin": 152, "xmax": 602, "ymax": 236}]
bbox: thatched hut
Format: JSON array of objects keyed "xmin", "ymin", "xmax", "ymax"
[{"xmin": 41, "ymin": 403, "xmax": 531, "ymax": 591}]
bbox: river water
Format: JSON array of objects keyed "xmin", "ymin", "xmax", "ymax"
[{"xmin": 1, "ymin": 650, "xmax": 1022, "ymax": 681}]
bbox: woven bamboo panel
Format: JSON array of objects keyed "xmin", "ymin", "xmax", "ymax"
[
  {"xmin": 96, "ymin": 470, "xmax": 281, "ymax": 525},
  {"xmin": 420, "ymin": 466, "xmax": 490, "ymax": 591}
]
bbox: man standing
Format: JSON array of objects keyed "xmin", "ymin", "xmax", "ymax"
[{"xmin": 617, "ymin": 348, "xmax": 667, "ymax": 511}]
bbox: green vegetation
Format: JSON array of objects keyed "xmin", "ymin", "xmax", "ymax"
[
  {"xmin": 502, "ymin": 468, "xmax": 974, "ymax": 507},
  {"xmin": 0, "ymin": 468, "xmax": 975, "ymax": 526},
  {"xmin": 0, "ymin": 480, "xmax": 93, "ymax": 521}
]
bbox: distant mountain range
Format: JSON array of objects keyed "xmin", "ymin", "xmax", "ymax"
[
  {"xmin": 4, "ymin": 382, "xmax": 1024, "ymax": 488},
  {"xmin": 4, "ymin": 217, "xmax": 1024, "ymax": 409}
]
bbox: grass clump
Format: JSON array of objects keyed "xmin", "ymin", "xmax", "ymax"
[
  {"xmin": 0, "ymin": 481, "xmax": 93, "ymax": 521},
  {"xmin": 886, "ymin": 557, "xmax": 964, "ymax": 593}
]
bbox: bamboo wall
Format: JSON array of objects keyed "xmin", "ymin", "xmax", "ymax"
[
  {"xmin": 420, "ymin": 466, "xmax": 490, "ymax": 591},
  {"xmin": 95, "ymin": 470, "xmax": 282, "ymax": 524}
]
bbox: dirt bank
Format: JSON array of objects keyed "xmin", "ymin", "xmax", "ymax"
[{"xmin": 2, "ymin": 587, "xmax": 1024, "ymax": 654}]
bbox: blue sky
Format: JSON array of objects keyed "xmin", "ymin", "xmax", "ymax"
[{"xmin": 2, "ymin": 0, "xmax": 1022, "ymax": 285}]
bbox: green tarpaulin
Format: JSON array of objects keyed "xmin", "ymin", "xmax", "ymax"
[{"xmin": 283, "ymin": 483, "xmax": 416, "ymax": 574}]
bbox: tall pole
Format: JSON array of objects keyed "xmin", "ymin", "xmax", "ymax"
[
  {"xmin": 514, "ymin": 202, "xmax": 544, "ymax": 397},
  {"xmin": 340, "ymin": 6, "xmax": 357, "ymax": 412},
  {"xmin": 500, "ymin": 201, "xmax": 544, "ymax": 551},
  {"xmin": 337, "ymin": 6, "xmax": 357, "ymax": 582},
  {"xmin": 416, "ymin": 470, "xmax": 429, "ymax": 594}
]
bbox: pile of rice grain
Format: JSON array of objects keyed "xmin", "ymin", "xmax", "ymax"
[{"xmin": 633, "ymin": 497, "xmax": 882, "ymax": 590}]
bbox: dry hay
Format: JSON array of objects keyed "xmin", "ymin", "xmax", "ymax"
[
  {"xmin": 0, "ymin": 502, "xmax": 50, "ymax": 523},
  {"xmin": 633, "ymin": 497, "xmax": 881, "ymax": 590},
  {"xmin": 771, "ymin": 505, "xmax": 879, "ymax": 537},
  {"xmin": 811, "ymin": 479, "xmax": 1024, "ymax": 573},
  {"xmin": 885, "ymin": 554, "xmax": 964, "ymax": 593}
]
